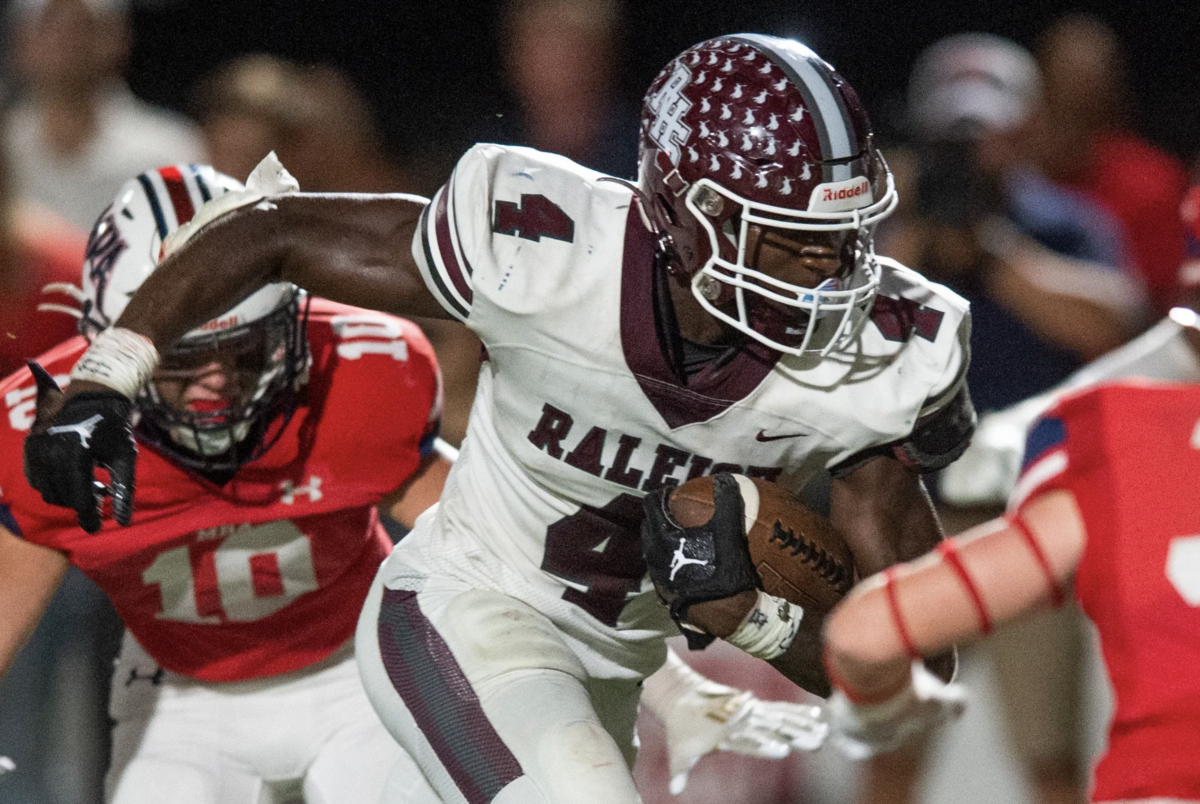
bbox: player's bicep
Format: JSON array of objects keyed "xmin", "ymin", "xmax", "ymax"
[
  {"xmin": 0, "ymin": 525, "xmax": 70, "ymax": 676},
  {"xmin": 279, "ymin": 194, "xmax": 453, "ymax": 321}
]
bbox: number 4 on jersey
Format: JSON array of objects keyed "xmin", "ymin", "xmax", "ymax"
[{"xmin": 493, "ymin": 194, "xmax": 575, "ymax": 243}]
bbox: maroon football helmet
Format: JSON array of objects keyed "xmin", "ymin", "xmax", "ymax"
[{"xmin": 638, "ymin": 34, "xmax": 897, "ymax": 355}]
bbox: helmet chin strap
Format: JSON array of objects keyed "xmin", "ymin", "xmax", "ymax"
[{"xmin": 598, "ymin": 176, "xmax": 682, "ymax": 278}]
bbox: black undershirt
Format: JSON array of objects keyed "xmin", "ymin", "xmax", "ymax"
[{"xmin": 679, "ymin": 337, "xmax": 732, "ymax": 378}]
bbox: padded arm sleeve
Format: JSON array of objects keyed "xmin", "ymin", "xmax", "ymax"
[{"xmin": 830, "ymin": 383, "xmax": 977, "ymax": 478}]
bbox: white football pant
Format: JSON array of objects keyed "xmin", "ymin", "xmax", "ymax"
[
  {"xmin": 356, "ymin": 566, "xmax": 645, "ymax": 804},
  {"xmin": 105, "ymin": 632, "xmax": 440, "ymax": 804}
]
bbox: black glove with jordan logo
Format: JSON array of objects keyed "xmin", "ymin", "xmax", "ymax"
[
  {"xmin": 23, "ymin": 362, "xmax": 137, "ymax": 534},
  {"xmin": 641, "ymin": 474, "xmax": 761, "ymax": 649}
]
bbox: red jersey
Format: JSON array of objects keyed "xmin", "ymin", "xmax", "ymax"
[
  {"xmin": 0, "ymin": 204, "xmax": 88, "ymax": 377},
  {"xmin": 1013, "ymin": 381, "xmax": 1200, "ymax": 801},
  {"xmin": 0, "ymin": 298, "xmax": 441, "ymax": 682}
]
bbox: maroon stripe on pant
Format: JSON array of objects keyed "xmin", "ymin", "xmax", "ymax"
[{"xmin": 377, "ymin": 588, "xmax": 523, "ymax": 804}]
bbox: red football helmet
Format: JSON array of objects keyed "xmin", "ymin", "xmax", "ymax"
[{"xmin": 638, "ymin": 34, "xmax": 897, "ymax": 355}]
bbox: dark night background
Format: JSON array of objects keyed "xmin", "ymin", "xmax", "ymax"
[{"xmin": 111, "ymin": 0, "xmax": 1200, "ymax": 180}]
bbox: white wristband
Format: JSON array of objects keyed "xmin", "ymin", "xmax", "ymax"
[
  {"xmin": 725, "ymin": 590, "xmax": 803, "ymax": 660},
  {"xmin": 71, "ymin": 327, "xmax": 160, "ymax": 398}
]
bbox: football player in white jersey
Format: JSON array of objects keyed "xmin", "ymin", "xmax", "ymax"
[{"xmin": 26, "ymin": 35, "xmax": 974, "ymax": 804}]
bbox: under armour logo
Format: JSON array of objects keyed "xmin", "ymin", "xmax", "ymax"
[
  {"xmin": 669, "ymin": 538, "xmax": 710, "ymax": 581},
  {"xmin": 47, "ymin": 414, "xmax": 104, "ymax": 448},
  {"xmin": 280, "ymin": 476, "xmax": 323, "ymax": 504}
]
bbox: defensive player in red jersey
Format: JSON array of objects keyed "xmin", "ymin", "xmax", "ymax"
[
  {"xmin": 822, "ymin": 307, "xmax": 1200, "ymax": 802},
  {"xmin": 0, "ymin": 163, "xmax": 451, "ymax": 803}
]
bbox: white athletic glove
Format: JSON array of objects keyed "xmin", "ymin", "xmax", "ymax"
[
  {"xmin": 827, "ymin": 661, "xmax": 966, "ymax": 760},
  {"xmin": 642, "ymin": 650, "xmax": 827, "ymax": 794},
  {"xmin": 161, "ymin": 151, "xmax": 299, "ymax": 258}
]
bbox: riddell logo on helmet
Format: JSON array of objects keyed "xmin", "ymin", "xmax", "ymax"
[
  {"xmin": 808, "ymin": 177, "xmax": 872, "ymax": 212},
  {"xmin": 198, "ymin": 316, "xmax": 241, "ymax": 332}
]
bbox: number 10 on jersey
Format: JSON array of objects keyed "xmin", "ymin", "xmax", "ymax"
[{"xmin": 142, "ymin": 521, "xmax": 318, "ymax": 623}]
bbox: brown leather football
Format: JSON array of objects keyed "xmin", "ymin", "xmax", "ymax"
[{"xmin": 666, "ymin": 474, "xmax": 855, "ymax": 613}]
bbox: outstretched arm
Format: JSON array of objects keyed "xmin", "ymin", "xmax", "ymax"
[
  {"xmin": 111, "ymin": 192, "xmax": 448, "ymax": 357},
  {"xmin": 822, "ymin": 489, "xmax": 1085, "ymax": 756},
  {"xmin": 24, "ymin": 183, "xmax": 449, "ymax": 532}
]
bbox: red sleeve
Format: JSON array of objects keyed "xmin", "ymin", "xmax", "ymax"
[{"xmin": 0, "ymin": 344, "xmax": 92, "ymax": 548}]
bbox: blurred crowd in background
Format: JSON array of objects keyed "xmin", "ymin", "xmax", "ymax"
[{"xmin": 0, "ymin": 0, "xmax": 1197, "ymax": 802}]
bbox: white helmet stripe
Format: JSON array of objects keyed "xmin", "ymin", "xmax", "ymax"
[{"xmin": 731, "ymin": 34, "xmax": 857, "ymax": 182}]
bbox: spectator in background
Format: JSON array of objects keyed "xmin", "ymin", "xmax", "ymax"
[
  {"xmin": 868, "ymin": 33, "xmax": 1148, "ymax": 804},
  {"xmin": 190, "ymin": 54, "xmax": 308, "ymax": 188},
  {"xmin": 490, "ymin": 0, "xmax": 637, "ymax": 178},
  {"xmin": 1029, "ymin": 14, "xmax": 1190, "ymax": 313},
  {"xmin": 193, "ymin": 55, "xmax": 414, "ymax": 194},
  {"xmin": 3, "ymin": 0, "xmax": 205, "ymax": 232},
  {"xmin": 884, "ymin": 32, "xmax": 1144, "ymax": 416},
  {"xmin": 0, "ymin": 3, "xmax": 202, "ymax": 800}
]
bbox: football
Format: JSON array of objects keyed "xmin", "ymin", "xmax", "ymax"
[{"xmin": 667, "ymin": 474, "xmax": 855, "ymax": 613}]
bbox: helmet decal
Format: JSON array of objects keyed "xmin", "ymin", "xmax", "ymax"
[
  {"xmin": 645, "ymin": 61, "xmax": 693, "ymax": 167},
  {"xmin": 82, "ymin": 211, "xmax": 127, "ymax": 329}
]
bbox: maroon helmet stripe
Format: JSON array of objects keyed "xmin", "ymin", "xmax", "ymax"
[
  {"xmin": 158, "ymin": 165, "xmax": 196, "ymax": 225},
  {"xmin": 433, "ymin": 180, "xmax": 474, "ymax": 304}
]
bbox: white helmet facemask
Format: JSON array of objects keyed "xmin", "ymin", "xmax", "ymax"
[{"xmin": 685, "ymin": 172, "xmax": 897, "ymax": 356}]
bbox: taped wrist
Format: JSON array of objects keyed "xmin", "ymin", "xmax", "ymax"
[
  {"xmin": 725, "ymin": 590, "xmax": 803, "ymax": 660},
  {"xmin": 71, "ymin": 328, "xmax": 160, "ymax": 398}
]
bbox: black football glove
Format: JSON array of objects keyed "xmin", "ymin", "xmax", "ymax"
[
  {"xmin": 23, "ymin": 362, "xmax": 137, "ymax": 533},
  {"xmin": 641, "ymin": 473, "xmax": 761, "ymax": 649}
]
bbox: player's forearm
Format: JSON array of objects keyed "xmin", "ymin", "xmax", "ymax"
[
  {"xmin": 769, "ymin": 607, "xmax": 831, "ymax": 697},
  {"xmin": 825, "ymin": 491, "xmax": 1084, "ymax": 699},
  {"xmin": 113, "ymin": 194, "xmax": 439, "ymax": 353},
  {"xmin": 0, "ymin": 531, "xmax": 70, "ymax": 677},
  {"xmin": 831, "ymin": 457, "xmax": 943, "ymax": 577}
]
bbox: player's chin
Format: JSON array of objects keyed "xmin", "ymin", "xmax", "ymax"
[{"xmin": 685, "ymin": 590, "xmax": 759, "ymax": 639}]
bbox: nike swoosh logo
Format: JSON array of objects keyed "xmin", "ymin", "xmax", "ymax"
[{"xmin": 756, "ymin": 429, "xmax": 808, "ymax": 442}]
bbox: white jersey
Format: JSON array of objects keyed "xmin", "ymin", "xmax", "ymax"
[{"xmin": 394, "ymin": 143, "xmax": 970, "ymax": 679}]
